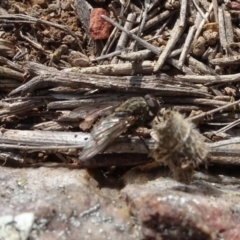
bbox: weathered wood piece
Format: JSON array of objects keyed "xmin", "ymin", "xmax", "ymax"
[
  {"xmin": 209, "ymin": 55, "xmax": 240, "ymax": 65},
  {"xmin": 1, "ymin": 129, "xmax": 240, "ymax": 166},
  {"xmin": 0, "ymin": 66, "xmax": 25, "ymax": 81},
  {"xmin": 9, "ymin": 69, "xmax": 210, "ymax": 98},
  {"xmin": 176, "ymin": 72, "xmax": 240, "ymax": 84}
]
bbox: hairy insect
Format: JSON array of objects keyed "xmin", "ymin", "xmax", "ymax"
[
  {"xmin": 149, "ymin": 109, "xmax": 208, "ymax": 184},
  {"xmin": 78, "ymin": 95, "xmax": 160, "ymax": 161}
]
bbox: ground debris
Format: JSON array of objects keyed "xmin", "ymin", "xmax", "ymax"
[{"xmin": 1, "ymin": 0, "xmax": 240, "ymax": 238}]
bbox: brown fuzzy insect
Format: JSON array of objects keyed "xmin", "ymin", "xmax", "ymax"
[{"xmin": 149, "ymin": 109, "xmax": 208, "ymax": 184}]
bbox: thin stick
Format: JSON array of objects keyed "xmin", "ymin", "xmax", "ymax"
[
  {"xmin": 223, "ymin": 10, "xmax": 234, "ymax": 44},
  {"xmin": 101, "ymin": 27, "xmax": 118, "ymax": 56},
  {"xmin": 212, "ymin": 0, "xmax": 218, "ymax": 22},
  {"xmin": 180, "ymin": 0, "xmax": 188, "ymax": 27},
  {"xmin": 118, "ymin": 48, "xmax": 181, "ymax": 62},
  {"xmin": 178, "ymin": 13, "xmax": 202, "ymax": 68},
  {"xmin": 102, "ymin": 3, "xmax": 125, "ymax": 57},
  {"xmin": 91, "ymin": 50, "xmax": 122, "ymax": 62},
  {"xmin": 188, "ymin": 56, "xmax": 216, "ymax": 75},
  {"xmin": 191, "ymin": 0, "xmax": 209, "ymax": 22},
  {"xmin": 130, "ymin": 10, "xmax": 177, "ymax": 34},
  {"xmin": 215, "ymin": 119, "xmax": 240, "ymax": 133},
  {"xmin": 194, "ymin": 3, "xmax": 213, "ymax": 40},
  {"xmin": 137, "ymin": 0, "xmax": 149, "ymax": 36},
  {"xmin": 188, "ymin": 99, "xmax": 240, "ymax": 122},
  {"xmin": 111, "ymin": 13, "xmax": 136, "ymax": 64},
  {"xmin": 218, "ymin": 6, "xmax": 228, "ymax": 53},
  {"xmin": 19, "ymin": 31, "xmax": 50, "ymax": 55},
  {"xmin": 178, "ymin": 26, "xmax": 196, "ymax": 68},
  {"xmin": 149, "ymin": 0, "xmax": 160, "ymax": 12},
  {"xmin": 152, "ymin": 17, "xmax": 171, "ymax": 38},
  {"xmin": 209, "ymin": 55, "xmax": 240, "ymax": 65},
  {"xmin": 168, "ymin": 48, "xmax": 183, "ymax": 57},
  {"xmin": 101, "ymin": 14, "xmax": 160, "ymax": 55},
  {"xmin": 118, "ymin": 49, "xmax": 155, "ymax": 61},
  {"xmin": 176, "ymin": 72, "xmax": 240, "ymax": 84},
  {"xmin": 154, "ymin": 19, "xmax": 185, "ymax": 72},
  {"xmin": 208, "ymin": 137, "xmax": 240, "ymax": 148},
  {"xmin": 167, "ymin": 58, "xmax": 196, "ymax": 75}
]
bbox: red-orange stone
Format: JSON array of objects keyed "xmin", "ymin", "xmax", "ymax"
[{"xmin": 89, "ymin": 8, "xmax": 112, "ymax": 40}]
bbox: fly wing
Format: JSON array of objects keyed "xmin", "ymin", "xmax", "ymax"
[
  {"xmin": 85, "ymin": 106, "xmax": 115, "ymax": 121},
  {"xmin": 57, "ymin": 102, "xmax": 119, "ymax": 122},
  {"xmin": 78, "ymin": 116, "xmax": 129, "ymax": 161}
]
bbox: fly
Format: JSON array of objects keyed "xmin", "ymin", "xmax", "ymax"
[{"xmin": 78, "ymin": 95, "xmax": 160, "ymax": 161}]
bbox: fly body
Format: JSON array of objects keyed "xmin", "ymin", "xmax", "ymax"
[{"xmin": 78, "ymin": 95, "xmax": 160, "ymax": 162}]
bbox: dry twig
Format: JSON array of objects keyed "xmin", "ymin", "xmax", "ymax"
[{"xmin": 154, "ymin": 19, "xmax": 185, "ymax": 72}]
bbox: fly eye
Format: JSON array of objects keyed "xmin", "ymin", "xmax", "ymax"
[{"xmin": 144, "ymin": 95, "xmax": 160, "ymax": 115}]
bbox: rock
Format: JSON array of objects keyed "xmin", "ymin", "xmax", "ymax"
[
  {"xmin": 122, "ymin": 177, "xmax": 240, "ymax": 240},
  {"xmin": 192, "ymin": 36, "xmax": 206, "ymax": 57},
  {"xmin": 0, "ymin": 213, "xmax": 34, "ymax": 240},
  {"xmin": 0, "ymin": 167, "xmax": 139, "ymax": 240},
  {"xmin": 3, "ymin": 163, "xmax": 240, "ymax": 239},
  {"xmin": 68, "ymin": 50, "xmax": 90, "ymax": 67},
  {"xmin": 203, "ymin": 29, "xmax": 219, "ymax": 46},
  {"xmin": 89, "ymin": 8, "xmax": 112, "ymax": 40}
]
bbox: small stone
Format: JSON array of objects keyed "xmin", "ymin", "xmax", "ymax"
[
  {"xmin": 203, "ymin": 29, "xmax": 219, "ymax": 46},
  {"xmin": 89, "ymin": 8, "xmax": 112, "ymax": 40},
  {"xmin": 14, "ymin": 213, "xmax": 35, "ymax": 240},
  {"xmin": 192, "ymin": 36, "xmax": 206, "ymax": 57},
  {"xmin": 0, "ymin": 213, "xmax": 34, "ymax": 240},
  {"xmin": 46, "ymin": 4, "xmax": 58, "ymax": 13},
  {"xmin": 62, "ymin": 35, "xmax": 77, "ymax": 48},
  {"xmin": 68, "ymin": 50, "xmax": 90, "ymax": 67}
]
